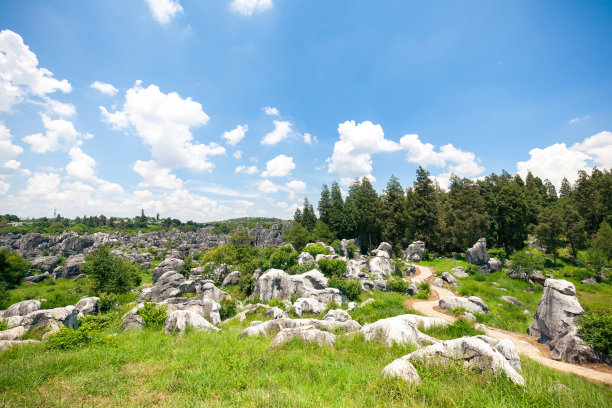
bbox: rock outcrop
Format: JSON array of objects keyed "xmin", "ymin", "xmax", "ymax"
[
  {"xmin": 360, "ymin": 316, "xmax": 438, "ymax": 347},
  {"xmin": 269, "ymin": 325, "xmax": 336, "ymax": 348},
  {"xmin": 52, "ymin": 254, "xmax": 85, "ymax": 280},
  {"xmin": 4, "ymin": 300, "xmax": 42, "ymax": 318},
  {"xmin": 367, "ymin": 249, "xmax": 396, "ymax": 280},
  {"xmin": 293, "ymin": 298, "xmax": 326, "ymax": 316},
  {"xmin": 140, "ymin": 271, "xmax": 186, "ymax": 302},
  {"xmin": 164, "ymin": 310, "xmax": 220, "ymax": 334},
  {"xmin": 152, "ymin": 258, "xmax": 184, "ymax": 282},
  {"xmin": 439, "ymin": 296, "xmax": 490, "ymax": 314},
  {"xmin": 404, "ymin": 241, "xmax": 425, "ymax": 262},
  {"xmin": 74, "ymin": 297, "xmax": 100, "ymax": 317},
  {"xmin": 254, "ymin": 269, "xmax": 329, "ymax": 302},
  {"xmin": 465, "ymin": 238, "xmax": 490, "ymax": 266},
  {"xmin": 239, "ymin": 318, "xmax": 361, "ymax": 338}
]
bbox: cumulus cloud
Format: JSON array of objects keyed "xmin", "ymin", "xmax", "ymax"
[
  {"xmin": 261, "ymin": 154, "xmax": 295, "ymax": 177},
  {"xmin": 328, "ymin": 120, "xmax": 400, "ymax": 184},
  {"xmin": 145, "ymin": 0, "xmax": 183, "ymax": 24},
  {"xmin": 233, "ymin": 150, "xmax": 242, "ymax": 159},
  {"xmin": 222, "ymin": 124, "xmax": 248, "ymax": 146},
  {"xmin": 0, "ymin": 122, "xmax": 24, "ymax": 172},
  {"xmin": 133, "ymin": 160, "xmax": 184, "ymax": 189},
  {"xmin": 303, "ymin": 133, "xmax": 317, "ymax": 145},
  {"xmin": 264, "ymin": 106, "xmax": 279, "ymax": 116},
  {"xmin": 517, "ymin": 131, "xmax": 612, "ymax": 188},
  {"xmin": 0, "ymin": 180, "xmax": 8, "ymax": 195},
  {"xmin": 90, "ymin": 81, "xmax": 119, "ymax": 96},
  {"xmin": 23, "ymin": 115, "xmax": 92, "ymax": 153},
  {"xmin": 569, "ymin": 116, "xmax": 589, "ymax": 125},
  {"xmin": 261, "ymin": 120, "xmax": 293, "ymax": 145},
  {"xmin": 101, "ymin": 81, "xmax": 225, "ymax": 172},
  {"xmin": 64, "ymin": 147, "xmax": 124, "ymax": 195},
  {"xmin": 399, "ymin": 134, "xmax": 485, "ymax": 180},
  {"xmin": 235, "ymin": 165, "xmax": 259, "ymax": 175},
  {"xmin": 285, "ymin": 179, "xmax": 306, "ymax": 199},
  {"xmin": 229, "ymin": 0, "xmax": 273, "ymax": 16},
  {"xmin": 258, "ymin": 179, "xmax": 278, "ymax": 193},
  {"xmin": 0, "ymin": 30, "xmax": 71, "ymax": 113}
]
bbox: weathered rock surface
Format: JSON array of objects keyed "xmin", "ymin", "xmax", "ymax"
[
  {"xmin": 367, "ymin": 250, "xmax": 396, "ymax": 280},
  {"xmin": 360, "ymin": 316, "xmax": 438, "ymax": 347},
  {"xmin": 404, "ymin": 241, "xmax": 425, "ymax": 262},
  {"xmin": 297, "ymin": 252, "xmax": 315, "ymax": 265},
  {"xmin": 5, "ymin": 306, "xmax": 79, "ymax": 331},
  {"xmin": 488, "ymin": 258, "xmax": 502, "ymax": 272},
  {"xmin": 580, "ymin": 277, "xmax": 598, "ymax": 285},
  {"xmin": 439, "ymin": 296, "xmax": 490, "ymax": 314},
  {"xmin": 239, "ymin": 318, "xmax": 360, "ymax": 338},
  {"xmin": 221, "ymin": 271, "xmax": 241, "ymax": 287},
  {"xmin": 163, "ymin": 297, "xmax": 221, "ymax": 325},
  {"xmin": 293, "ymin": 298, "xmax": 326, "ymax": 316},
  {"xmin": 0, "ymin": 326, "xmax": 28, "ymax": 341},
  {"xmin": 121, "ymin": 304, "xmax": 145, "ymax": 330},
  {"xmin": 465, "ymin": 238, "xmax": 490, "ymax": 266},
  {"xmin": 527, "ymin": 279, "xmax": 583, "ymax": 345},
  {"xmin": 197, "ymin": 281, "xmax": 229, "ymax": 302},
  {"xmin": 376, "ymin": 242, "xmax": 393, "ymax": 257},
  {"xmin": 29, "ymin": 256, "xmax": 60, "ymax": 273},
  {"xmin": 501, "ymin": 296, "xmax": 524, "ymax": 307},
  {"xmin": 74, "ymin": 297, "xmax": 100, "ymax": 317},
  {"xmin": 323, "ymin": 309, "xmax": 350, "ymax": 322},
  {"xmin": 269, "ymin": 325, "xmax": 336, "ymax": 348},
  {"xmin": 152, "ymin": 258, "xmax": 184, "ymax": 282},
  {"xmin": 406, "ymin": 284, "xmax": 419, "ymax": 296},
  {"xmin": 404, "ymin": 264, "xmax": 417, "ymax": 277},
  {"xmin": 25, "ymin": 272, "xmax": 50, "ymax": 283},
  {"xmin": 226, "ymin": 304, "xmax": 287, "ymax": 323},
  {"xmin": 52, "ymin": 254, "xmax": 85, "ymax": 280},
  {"xmin": 406, "ymin": 336, "xmax": 525, "ymax": 385},
  {"xmin": 381, "ymin": 357, "xmax": 421, "ymax": 383},
  {"xmin": 549, "ymin": 325, "xmax": 610, "ymax": 365},
  {"xmin": 4, "ymin": 300, "xmax": 41, "ymax": 318},
  {"xmin": 451, "ymin": 266, "xmax": 469, "ymax": 278},
  {"xmin": 441, "ymin": 272, "xmax": 459, "ymax": 286},
  {"xmin": 432, "ymin": 278, "xmax": 444, "ymax": 287},
  {"xmin": 140, "ymin": 271, "xmax": 186, "ymax": 302},
  {"xmin": 164, "ymin": 310, "xmax": 220, "ymax": 334},
  {"xmin": 0, "ymin": 339, "xmax": 39, "ymax": 352},
  {"xmin": 254, "ymin": 269, "xmax": 328, "ymax": 301}
]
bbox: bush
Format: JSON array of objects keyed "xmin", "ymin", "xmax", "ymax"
[
  {"xmin": 139, "ymin": 302, "xmax": 167, "ymax": 328},
  {"xmin": 578, "ymin": 311, "xmax": 612, "ymax": 357},
  {"xmin": 509, "ymin": 249, "xmax": 544, "ymax": 273},
  {"xmin": 328, "ymin": 278, "xmax": 362, "ymax": 301},
  {"xmin": 98, "ymin": 292, "xmax": 117, "ymax": 313},
  {"xmin": 83, "ymin": 245, "xmax": 141, "ymax": 294},
  {"xmin": 45, "ymin": 315, "xmax": 113, "ymax": 350},
  {"xmin": 0, "ymin": 247, "xmax": 29, "ymax": 289},
  {"xmin": 304, "ymin": 243, "xmax": 329, "ymax": 257},
  {"xmin": 421, "ymin": 250, "xmax": 435, "ymax": 261},
  {"xmin": 331, "ymin": 240, "xmax": 341, "ymax": 256},
  {"xmin": 417, "ymin": 281, "xmax": 430, "ymax": 292},
  {"xmin": 465, "ymin": 265, "xmax": 479, "ymax": 275},
  {"xmin": 263, "ymin": 245, "xmax": 298, "ymax": 271},
  {"xmin": 317, "ymin": 259, "xmax": 347, "ymax": 278},
  {"xmin": 388, "ymin": 278, "xmax": 409, "ymax": 294},
  {"xmin": 347, "ymin": 242, "xmax": 358, "ymax": 259},
  {"xmin": 219, "ymin": 298, "xmax": 238, "ymax": 321},
  {"xmin": 488, "ymin": 248, "xmax": 507, "ymax": 262}
]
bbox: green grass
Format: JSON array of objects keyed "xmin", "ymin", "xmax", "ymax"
[
  {"xmin": 1, "ymin": 278, "xmax": 91, "ymax": 309},
  {"xmin": 417, "ymin": 256, "xmax": 470, "ymax": 276},
  {"xmin": 350, "ymin": 291, "xmax": 416, "ymax": 325},
  {"xmin": 0, "ymin": 316, "xmax": 610, "ymax": 407},
  {"xmin": 421, "ymin": 318, "xmax": 486, "ymax": 340}
]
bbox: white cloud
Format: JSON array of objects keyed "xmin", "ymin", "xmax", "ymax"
[
  {"xmin": 101, "ymin": 81, "xmax": 225, "ymax": 172},
  {"xmin": 23, "ymin": 115, "xmax": 91, "ymax": 153},
  {"xmin": 264, "ymin": 106, "xmax": 279, "ymax": 116},
  {"xmin": 42, "ymin": 98, "xmax": 76, "ymax": 117},
  {"xmin": 21, "ymin": 172, "xmax": 62, "ymax": 197},
  {"xmin": 194, "ymin": 184, "xmax": 258, "ymax": 198},
  {"xmin": 229, "ymin": 0, "xmax": 273, "ymax": 16},
  {"xmin": 235, "ymin": 165, "xmax": 259, "ymax": 175},
  {"xmin": 517, "ymin": 131, "xmax": 612, "ymax": 188},
  {"xmin": 0, "ymin": 122, "xmax": 24, "ymax": 170},
  {"xmin": 133, "ymin": 160, "xmax": 184, "ymax": 189},
  {"xmin": 0, "ymin": 30, "xmax": 71, "ymax": 113},
  {"xmin": 569, "ymin": 116, "xmax": 589, "ymax": 125},
  {"xmin": 90, "ymin": 81, "xmax": 119, "ymax": 96},
  {"xmin": 285, "ymin": 179, "xmax": 306, "ymax": 199},
  {"xmin": 233, "ymin": 150, "xmax": 242, "ymax": 159},
  {"xmin": 261, "ymin": 154, "xmax": 295, "ymax": 177},
  {"xmin": 0, "ymin": 180, "xmax": 8, "ymax": 194},
  {"xmin": 399, "ymin": 134, "xmax": 484, "ymax": 180},
  {"xmin": 303, "ymin": 133, "xmax": 317, "ymax": 144},
  {"xmin": 222, "ymin": 124, "xmax": 248, "ymax": 146},
  {"xmin": 66, "ymin": 147, "xmax": 97, "ymax": 182},
  {"xmin": 145, "ymin": 0, "xmax": 183, "ymax": 24},
  {"xmin": 261, "ymin": 120, "xmax": 293, "ymax": 145},
  {"xmin": 328, "ymin": 120, "xmax": 400, "ymax": 184},
  {"xmin": 258, "ymin": 179, "xmax": 278, "ymax": 193}
]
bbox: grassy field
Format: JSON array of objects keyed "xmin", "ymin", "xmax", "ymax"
[{"xmin": 1, "ymin": 312, "xmax": 611, "ymax": 408}]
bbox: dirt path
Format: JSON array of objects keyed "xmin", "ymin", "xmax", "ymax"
[{"xmin": 406, "ymin": 265, "xmax": 612, "ymax": 385}]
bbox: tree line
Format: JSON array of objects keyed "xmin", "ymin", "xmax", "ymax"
[{"xmin": 291, "ymin": 167, "xmax": 612, "ymax": 260}]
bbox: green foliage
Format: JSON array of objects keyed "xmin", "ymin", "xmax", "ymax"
[
  {"xmin": 510, "ymin": 248, "xmax": 545, "ymax": 273},
  {"xmin": 219, "ymin": 298, "xmax": 238, "ymax": 321},
  {"xmin": 82, "ymin": 245, "xmax": 141, "ymax": 294},
  {"xmin": 579, "ymin": 248, "xmax": 608, "ymax": 272},
  {"xmin": 347, "ymin": 242, "xmax": 358, "ymax": 259},
  {"xmin": 449, "ymin": 306, "xmax": 469, "ymax": 316},
  {"xmin": 139, "ymin": 302, "xmax": 167, "ymax": 328},
  {"xmin": 388, "ymin": 278, "xmax": 409, "ymax": 293},
  {"xmin": 0, "ymin": 247, "xmax": 29, "ymax": 290},
  {"xmin": 45, "ymin": 315, "xmax": 114, "ymax": 350},
  {"xmin": 422, "ymin": 318, "xmax": 485, "ymax": 340},
  {"xmin": 488, "ymin": 248, "xmax": 507, "ymax": 262},
  {"xmin": 465, "ymin": 264, "xmax": 480, "ymax": 275},
  {"xmin": 417, "ymin": 281, "xmax": 430, "ymax": 293},
  {"xmin": 265, "ymin": 244, "xmax": 298, "ymax": 271},
  {"xmin": 317, "ymin": 259, "xmax": 346, "ymax": 278},
  {"xmin": 180, "ymin": 255, "xmax": 195, "ymax": 277},
  {"xmin": 535, "ymin": 203, "xmax": 566, "ymax": 265},
  {"xmin": 98, "ymin": 292, "xmax": 117, "ymax": 313},
  {"xmin": 328, "ymin": 278, "xmax": 362, "ymax": 301},
  {"xmin": 578, "ymin": 311, "xmax": 612, "ymax": 357},
  {"xmin": 350, "ymin": 292, "xmax": 415, "ymax": 325},
  {"xmin": 591, "ymin": 220, "xmax": 612, "ymax": 262},
  {"xmin": 330, "ymin": 239, "xmax": 341, "ymax": 255},
  {"xmin": 284, "ymin": 222, "xmax": 311, "ymax": 251},
  {"xmin": 304, "ymin": 243, "xmax": 329, "ymax": 257}
]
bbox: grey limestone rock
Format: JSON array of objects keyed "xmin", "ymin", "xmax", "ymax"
[
  {"xmin": 323, "ymin": 309, "xmax": 349, "ymax": 322},
  {"xmin": 381, "ymin": 357, "xmax": 421, "ymax": 383},
  {"xmin": 152, "ymin": 258, "xmax": 184, "ymax": 282},
  {"xmin": 406, "ymin": 283, "xmax": 419, "ymax": 296},
  {"xmin": 29, "ymin": 256, "xmax": 60, "ymax": 273},
  {"xmin": 4, "ymin": 299, "xmax": 41, "ymax": 318},
  {"xmin": 297, "ymin": 252, "xmax": 315, "ymax": 265},
  {"xmin": 164, "ymin": 310, "xmax": 220, "ymax": 334},
  {"xmin": 140, "ymin": 271, "xmax": 186, "ymax": 302},
  {"xmin": 404, "ymin": 241, "xmax": 425, "ymax": 262},
  {"xmin": 360, "ymin": 316, "xmax": 438, "ymax": 347},
  {"xmin": 293, "ymin": 298, "xmax": 326, "ymax": 316},
  {"xmin": 254, "ymin": 269, "xmax": 328, "ymax": 302},
  {"xmin": 74, "ymin": 297, "xmax": 100, "ymax": 317},
  {"xmin": 580, "ymin": 277, "xmax": 598, "ymax": 285},
  {"xmin": 465, "ymin": 238, "xmax": 490, "ymax": 266},
  {"xmin": 441, "ymin": 272, "xmax": 459, "ymax": 286},
  {"xmin": 269, "ymin": 325, "xmax": 336, "ymax": 348},
  {"xmin": 221, "ymin": 271, "xmax": 241, "ymax": 287},
  {"xmin": 488, "ymin": 258, "xmax": 502, "ymax": 272},
  {"xmin": 52, "ymin": 254, "xmax": 85, "ymax": 280},
  {"xmin": 439, "ymin": 296, "xmax": 490, "ymax": 314},
  {"xmin": 163, "ymin": 297, "xmax": 221, "ymax": 325},
  {"xmin": 501, "ymin": 296, "xmax": 524, "ymax": 307},
  {"xmin": 549, "ymin": 325, "xmax": 609, "ymax": 365}
]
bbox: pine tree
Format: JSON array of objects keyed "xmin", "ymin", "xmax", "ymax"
[
  {"xmin": 380, "ymin": 174, "xmax": 407, "ymax": 253},
  {"xmin": 592, "ymin": 221, "xmax": 612, "ymax": 262},
  {"xmin": 559, "ymin": 177, "xmax": 573, "ymax": 199},
  {"xmin": 329, "ymin": 181, "xmax": 345, "ymax": 235},
  {"xmin": 446, "ymin": 175, "xmax": 489, "ymax": 251},
  {"xmin": 318, "ymin": 184, "xmax": 332, "ymax": 226},
  {"xmin": 301, "ymin": 197, "xmax": 317, "ymax": 231},
  {"xmin": 293, "ymin": 208, "xmax": 303, "ymax": 224},
  {"xmin": 535, "ymin": 203, "xmax": 566, "ymax": 266},
  {"xmin": 352, "ymin": 177, "xmax": 381, "ymax": 251},
  {"xmin": 407, "ymin": 167, "xmax": 442, "ymax": 251}
]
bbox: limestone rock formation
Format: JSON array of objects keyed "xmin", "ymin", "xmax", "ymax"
[
  {"xmin": 465, "ymin": 238, "xmax": 490, "ymax": 266},
  {"xmin": 360, "ymin": 316, "xmax": 438, "ymax": 347},
  {"xmin": 404, "ymin": 241, "xmax": 425, "ymax": 262},
  {"xmin": 4, "ymin": 299, "xmax": 41, "ymax": 318},
  {"xmin": 254, "ymin": 269, "xmax": 328, "ymax": 301},
  {"xmin": 269, "ymin": 325, "xmax": 336, "ymax": 348},
  {"xmin": 441, "ymin": 272, "xmax": 459, "ymax": 285},
  {"xmin": 74, "ymin": 297, "xmax": 100, "ymax": 317},
  {"xmin": 293, "ymin": 298, "xmax": 326, "ymax": 316},
  {"xmin": 152, "ymin": 258, "xmax": 184, "ymax": 282},
  {"xmin": 140, "ymin": 271, "xmax": 186, "ymax": 302},
  {"xmin": 164, "ymin": 310, "xmax": 220, "ymax": 334},
  {"xmin": 52, "ymin": 254, "xmax": 85, "ymax": 280},
  {"xmin": 439, "ymin": 296, "xmax": 490, "ymax": 314},
  {"xmin": 323, "ymin": 309, "xmax": 349, "ymax": 322},
  {"xmin": 381, "ymin": 358, "xmax": 421, "ymax": 383}
]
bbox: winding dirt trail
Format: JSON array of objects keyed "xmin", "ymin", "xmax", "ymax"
[{"xmin": 406, "ymin": 265, "xmax": 612, "ymax": 385}]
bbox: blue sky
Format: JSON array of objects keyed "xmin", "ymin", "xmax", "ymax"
[{"xmin": 0, "ymin": 0, "xmax": 611, "ymax": 221}]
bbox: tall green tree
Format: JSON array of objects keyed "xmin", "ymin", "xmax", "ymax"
[
  {"xmin": 317, "ymin": 184, "xmax": 332, "ymax": 227},
  {"xmin": 559, "ymin": 177, "xmax": 573, "ymax": 199},
  {"xmin": 352, "ymin": 177, "xmax": 381, "ymax": 251},
  {"xmin": 301, "ymin": 197, "xmax": 317, "ymax": 231},
  {"xmin": 559, "ymin": 200, "xmax": 587, "ymax": 258},
  {"xmin": 495, "ymin": 176, "xmax": 528, "ymax": 252},
  {"xmin": 592, "ymin": 221, "xmax": 612, "ymax": 262},
  {"xmin": 328, "ymin": 181, "xmax": 345, "ymax": 235},
  {"xmin": 477, "ymin": 179, "xmax": 499, "ymax": 247},
  {"xmin": 380, "ymin": 175, "xmax": 408, "ymax": 253},
  {"xmin": 0, "ymin": 248, "xmax": 29, "ymax": 290},
  {"xmin": 535, "ymin": 204, "xmax": 566, "ymax": 266},
  {"xmin": 407, "ymin": 167, "xmax": 442, "ymax": 251},
  {"xmin": 82, "ymin": 245, "xmax": 141, "ymax": 294},
  {"xmin": 446, "ymin": 175, "xmax": 489, "ymax": 251}
]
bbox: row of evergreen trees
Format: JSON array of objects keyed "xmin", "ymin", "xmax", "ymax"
[{"xmin": 293, "ymin": 167, "xmax": 612, "ymax": 257}]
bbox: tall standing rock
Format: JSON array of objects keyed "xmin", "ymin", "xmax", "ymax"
[
  {"xmin": 404, "ymin": 241, "xmax": 425, "ymax": 262},
  {"xmin": 465, "ymin": 238, "xmax": 490, "ymax": 266},
  {"xmin": 527, "ymin": 279, "xmax": 583, "ymax": 345}
]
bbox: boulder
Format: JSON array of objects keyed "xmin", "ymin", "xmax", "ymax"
[
  {"xmin": 29, "ymin": 256, "xmax": 60, "ymax": 273},
  {"xmin": 0, "ymin": 326, "xmax": 28, "ymax": 341},
  {"xmin": 4, "ymin": 299, "xmax": 41, "ymax": 318},
  {"xmin": 226, "ymin": 304, "xmax": 287, "ymax": 323},
  {"xmin": 549, "ymin": 325, "xmax": 609, "ymax": 365},
  {"xmin": 500, "ymin": 296, "xmax": 524, "ymax": 307},
  {"xmin": 269, "ymin": 325, "xmax": 336, "ymax": 348},
  {"xmin": 580, "ymin": 277, "xmax": 598, "ymax": 285},
  {"xmin": 293, "ymin": 298, "xmax": 326, "ymax": 316},
  {"xmin": 164, "ymin": 310, "xmax": 220, "ymax": 334},
  {"xmin": 465, "ymin": 238, "xmax": 490, "ymax": 266},
  {"xmin": 163, "ymin": 297, "xmax": 221, "ymax": 325},
  {"xmin": 506, "ymin": 268, "xmax": 546, "ymax": 284},
  {"xmin": 347, "ymin": 302, "xmax": 358, "ymax": 311},
  {"xmin": 197, "ymin": 281, "xmax": 229, "ymax": 303},
  {"xmin": 121, "ymin": 304, "xmax": 145, "ymax": 330},
  {"xmin": 367, "ymin": 251, "xmax": 396, "ymax": 280},
  {"xmin": 152, "ymin": 258, "xmax": 184, "ymax": 282},
  {"xmin": 404, "ymin": 241, "xmax": 425, "ymax": 262},
  {"xmin": 406, "ymin": 336, "xmax": 525, "ymax": 386},
  {"xmin": 74, "ymin": 297, "xmax": 100, "ymax": 317},
  {"xmin": 139, "ymin": 271, "xmax": 186, "ymax": 302},
  {"xmin": 439, "ymin": 296, "xmax": 490, "ymax": 314},
  {"xmin": 73, "ymin": 273, "xmax": 88, "ymax": 282},
  {"xmin": 254, "ymin": 269, "xmax": 328, "ymax": 301},
  {"xmin": 6, "ymin": 306, "xmax": 78, "ymax": 331},
  {"xmin": 25, "ymin": 272, "xmax": 50, "ymax": 283},
  {"xmin": 527, "ymin": 279, "xmax": 583, "ymax": 345},
  {"xmin": 360, "ymin": 316, "xmax": 438, "ymax": 347},
  {"xmin": 0, "ymin": 339, "xmax": 39, "ymax": 352},
  {"xmin": 488, "ymin": 258, "xmax": 502, "ymax": 272},
  {"xmin": 441, "ymin": 272, "xmax": 459, "ymax": 286},
  {"xmin": 323, "ymin": 309, "xmax": 349, "ymax": 322},
  {"xmin": 221, "ymin": 271, "xmax": 241, "ymax": 287},
  {"xmin": 52, "ymin": 254, "xmax": 85, "ymax": 280},
  {"xmin": 381, "ymin": 357, "xmax": 421, "ymax": 383},
  {"xmin": 395, "ymin": 314, "xmax": 449, "ymax": 330},
  {"xmin": 406, "ymin": 284, "xmax": 419, "ymax": 296},
  {"xmin": 372, "ymin": 280, "xmax": 389, "ymax": 292},
  {"xmin": 451, "ymin": 267, "xmax": 469, "ymax": 278},
  {"xmin": 376, "ymin": 242, "xmax": 393, "ymax": 257},
  {"xmin": 297, "ymin": 252, "xmax": 315, "ymax": 265},
  {"xmin": 239, "ymin": 318, "xmax": 360, "ymax": 338},
  {"xmin": 404, "ymin": 264, "xmax": 417, "ymax": 277},
  {"xmin": 432, "ymin": 278, "xmax": 444, "ymax": 287},
  {"xmin": 492, "ymin": 338, "xmax": 522, "ymax": 373}
]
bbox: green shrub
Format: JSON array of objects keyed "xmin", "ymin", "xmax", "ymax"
[
  {"xmin": 45, "ymin": 315, "xmax": 113, "ymax": 350},
  {"xmin": 473, "ymin": 273, "xmax": 487, "ymax": 282},
  {"xmin": 317, "ymin": 259, "xmax": 346, "ymax": 278},
  {"xmin": 421, "ymin": 250, "xmax": 435, "ymax": 261},
  {"xmin": 139, "ymin": 302, "xmax": 167, "ymax": 328},
  {"xmin": 488, "ymin": 248, "xmax": 507, "ymax": 262},
  {"xmin": 347, "ymin": 242, "xmax": 358, "ymax": 259},
  {"xmin": 180, "ymin": 255, "xmax": 195, "ymax": 277},
  {"xmin": 0, "ymin": 247, "xmax": 29, "ymax": 289},
  {"xmin": 219, "ymin": 298, "xmax": 238, "ymax": 321},
  {"xmin": 98, "ymin": 292, "xmax": 117, "ymax": 313},
  {"xmin": 510, "ymin": 248, "xmax": 544, "ymax": 273},
  {"xmin": 331, "ymin": 240, "xmax": 341, "ymax": 256},
  {"xmin": 578, "ymin": 311, "xmax": 612, "ymax": 357},
  {"xmin": 265, "ymin": 298, "xmax": 287, "ymax": 310},
  {"xmin": 388, "ymin": 278, "xmax": 409, "ymax": 294},
  {"xmin": 83, "ymin": 245, "xmax": 141, "ymax": 294},
  {"xmin": 465, "ymin": 265, "xmax": 479, "ymax": 275},
  {"xmin": 328, "ymin": 278, "xmax": 362, "ymax": 301},
  {"xmin": 450, "ymin": 306, "xmax": 469, "ymax": 316},
  {"xmin": 304, "ymin": 243, "xmax": 329, "ymax": 257},
  {"xmin": 417, "ymin": 281, "xmax": 430, "ymax": 293},
  {"xmin": 261, "ymin": 244, "xmax": 298, "ymax": 271}
]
